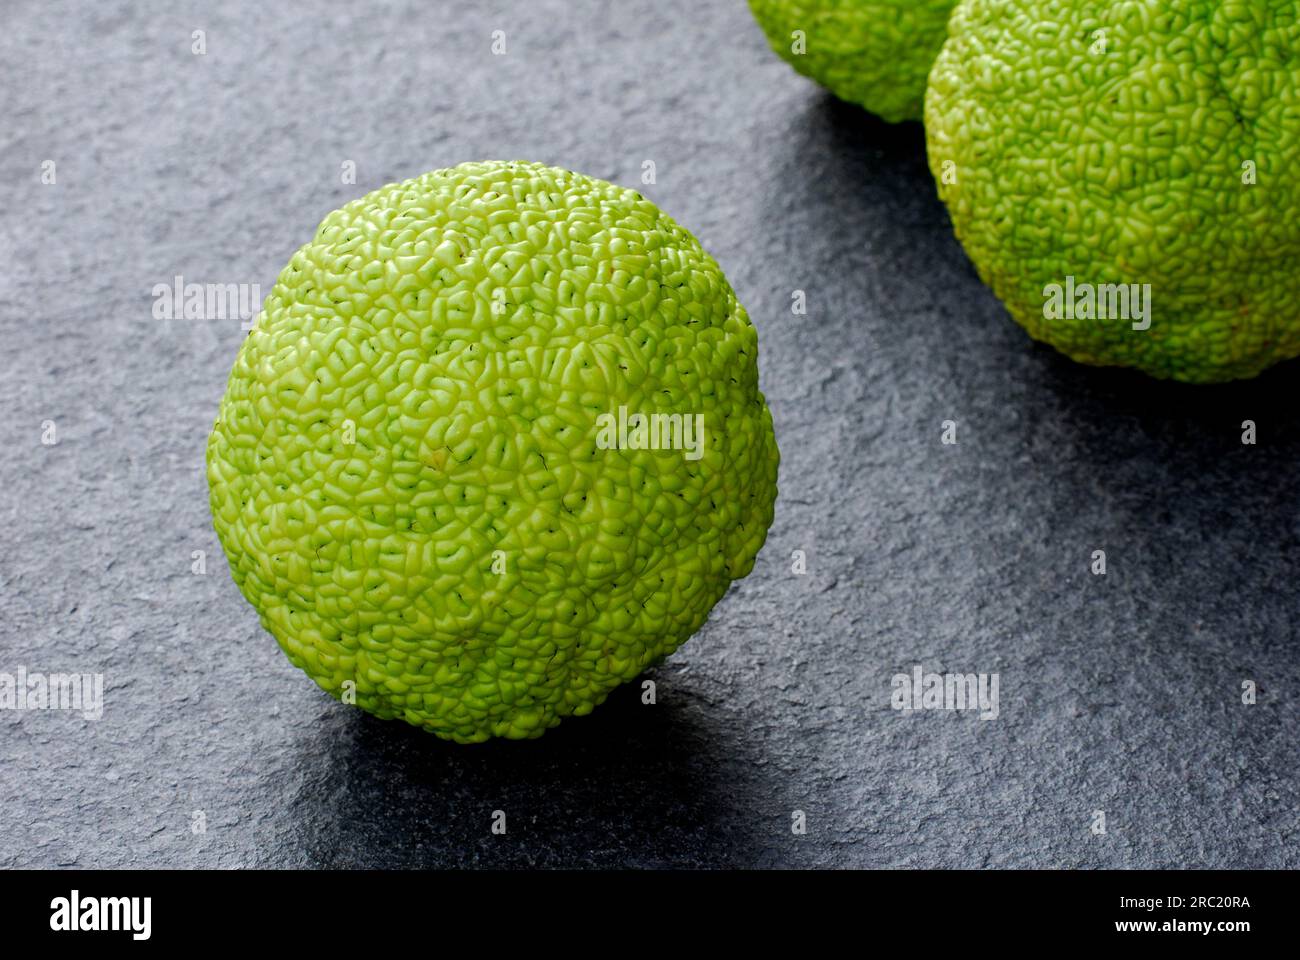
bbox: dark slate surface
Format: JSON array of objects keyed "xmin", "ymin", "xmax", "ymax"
[{"xmin": 2, "ymin": 0, "xmax": 1297, "ymax": 870}]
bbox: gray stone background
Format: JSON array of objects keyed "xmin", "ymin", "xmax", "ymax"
[{"xmin": 2, "ymin": 0, "xmax": 1296, "ymax": 868}]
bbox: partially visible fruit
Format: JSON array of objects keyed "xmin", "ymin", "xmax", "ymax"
[
  {"xmin": 748, "ymin": 0, "xmax": 959, "ymax": 123},
  {"xmin": 926, "ymin": 0, "xmax": 1300, "ymax": 382}
]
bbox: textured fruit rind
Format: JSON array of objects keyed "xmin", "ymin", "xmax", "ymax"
[
  {"xmin": 748, "ymin": 0, "xmax": 959, "ymax": 122},
  {"xmin": 926, "ymin": 0, "xmax": 1300, "ymax": 383},
  {"xmin": 206, "ymin": 161, "xmax": 779, "ymax": 742}
]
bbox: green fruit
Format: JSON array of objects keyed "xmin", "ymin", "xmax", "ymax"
[
  {"xmin": 926, "ymin": 0, "xmax": 1300, "ymax": 383},
  {"xmin": 748, "ymin": 0, "xmax": 959, "ymax": 123},
  {"xmin": 207, "ymin": 161, "xmax": 779, "ymax": 743}
]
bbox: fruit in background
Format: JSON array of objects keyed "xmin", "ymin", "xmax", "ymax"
[
  {"xmin": 207, "ymin": 161, "xmax": 780, "ymax": 742},
  {"xmin": 747, "ymin": 0, "xmax": 960, "ymax": 123},
  {"xmin": 925, "ymin": 0, "xmax": 1300, "ymax": 383}
]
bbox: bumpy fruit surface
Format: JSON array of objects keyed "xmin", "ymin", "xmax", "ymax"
[
  {"xmin": 926, "ymin": 0, "xmax": 1300, "ymax": 383},
  {"xmin": 748, "ymin": 0, "xmax": 959, "ymax": 123},
  {"xmin": 207, "ymin": 161, "xmax": 779, "ymax": 742}
]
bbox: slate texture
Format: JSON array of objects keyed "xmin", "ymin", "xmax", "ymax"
[{"xmin": 1, "ymin": 0, "xmax": 1296, "ymax": 869}]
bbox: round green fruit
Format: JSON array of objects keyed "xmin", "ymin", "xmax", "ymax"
[
  {"xmin": 748, "ymin": 0, "xmax": 960, "ymax": 123},
  {"xmin": 207, "ymin": 161, "xmax": 779, "ymax": 743},
  {"xmin": 926, "ymin": 0, "xmax": 1300, "ymax": 383}
]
